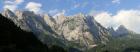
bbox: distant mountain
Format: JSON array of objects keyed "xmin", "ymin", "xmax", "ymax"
[
  {"xmin": 1, "ymin": 9, "xmax": 110, "ymax": 52},
  {"xmin": 0, "ymin": 14, "xmax": 66, "ymax": 52},
  {"xmin": 108, "ymin": 25, "xmax": 129, "ymax": 37},
  {"xmin": 116, "ymin": 25, "xmax": 129, "ymax": 35}
]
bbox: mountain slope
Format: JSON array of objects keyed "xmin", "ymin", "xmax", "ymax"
[
  {"xmin": 0, "ymin": 14, "xmax": 67, "ymax": 52},
  {"xmin": 115, "ymin": 25, "xmax": 129, "ymax": 35},
  {"xmin": 108, "ymin": 25, "xmax": 129, "ymax": 37},
  {"xmin": 2, "ymin": 9, "xmax": 110, "ymax": 52},
  {"xmin": 44, "ymin": 13, "xmax": 111, "ymax": 51}
]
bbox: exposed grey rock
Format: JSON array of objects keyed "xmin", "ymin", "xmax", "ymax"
[
  {"xmin": 2, "ymin": 9, "xmax": 110, "ymax": 52},
  {"xmin": 108, "ymin": 25, "xmax": 129, "ymax": 37},
  {"xmin": 2, "ymin": 9, "xmax": 30, "ymax": 31},
  {"xmin": 50, "ymin": 13, "xmax": 110, "ymax": 51},
  {"xmin": 116, "ymin": 25, "xmax": 129, "ymax": 35}
]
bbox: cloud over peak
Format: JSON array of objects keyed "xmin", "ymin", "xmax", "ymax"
[
  {"xmin": 95, "ymin": 9, "xmax": 140, "ymax": 33},
  {"xmin": 95, "ymin": 12, "xmax": 117, "ymax": 28},
  {"xmin": 25, "ymin": 2, "xmax": 42, "ymax": 13}
]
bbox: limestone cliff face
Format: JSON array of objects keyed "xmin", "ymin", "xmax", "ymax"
[
  {"xmin": 2, "ymin": 9, "xmax": 30, "ymax": 31},
  {"xmin": 2, "ymin": 9, "xmax": 110, "ymax": 52},
  {"xmin": 44, "ymin": 14, "xmax": 56, "ymax": 28}
]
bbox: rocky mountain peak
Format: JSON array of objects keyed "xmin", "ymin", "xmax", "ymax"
[
  {"xmin": 115, "ymin": 25, "xmax": 129, "ymax": 35},
  {"xmin": 108, "ymin": 25, "xmax": 129, "ymax": 37},
  {"xmin": 54, "ymin": 14, "xmax": 66, "ymax": 24},
  {"xmin": 15, "ymin": 10, "xmax": 24, "ymax": 20},
  {"xmin": 44, "ymin": 14, "xmax": 56, "ymax": 27},
  {"xmin": 1, "ymin": 9, "xmax": 111, "ymax": 52},
  {"xmin": 2, "ymin": 9, "xmax": 17, "ymax": 19}
]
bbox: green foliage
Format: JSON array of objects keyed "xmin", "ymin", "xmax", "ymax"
[{"xmin": 89, "ymin": 33, "xmax": 140, "ymax": 52}]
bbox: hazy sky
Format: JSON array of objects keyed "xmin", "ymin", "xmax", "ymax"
[{"xmin": 0, "ymin": 0, "xmax": 140, "ymax": 33}]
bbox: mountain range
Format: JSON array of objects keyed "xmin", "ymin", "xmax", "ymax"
[
  {"xmin": 0, "ymin": 9, "xmax": 131, "ymax": 52},
  {"xmin": 107, "ymin": 25, "xmax": 130, "ymax": 37},
  {"xmin": 0, "ymin": 13, "xmax": 66, "ymax": 52}
]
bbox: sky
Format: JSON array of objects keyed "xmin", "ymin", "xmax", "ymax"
[
  {"xmin": 0, "ymin": 0, "xmax": 140, "ymax": 33},
  {"xmin": 0, "ymin": 0, "xmax": 139, "ymax": 15}
]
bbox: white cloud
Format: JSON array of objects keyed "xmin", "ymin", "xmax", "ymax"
[
  {"xmin": 95, "ymin": 12, "xmax": 119, "ymax": 29},
  {"xmin": 53, "ymin": 10, "xmax": 66, "ymax": 18},
  {"xmin": 94, "ymin": 10, "xmax": 140, "ymax": 33},
  {"xmin": 48, "ymin": 9, "xmax": 66, "ymax": 16},
  {"xmin": 3, "ymin": 0, "xmax": 24, "ymax": 11},
  {"xmin": 25, "ymin": 2, "xmax": 42, "ymax": 13},
  {"xmin": 114, "ymin": 10, "xmax": 140, "ymax": 33},
  {"xmin": 15, "ymin": 0, "xmax": 24, "ymax": 4},
  {"xmin": 48, "ymin": 9, "xmax": 59, "ymax": 15},
  {"xmin": 4, "ymin": 5, "xmax": 17, "ymax": 11},
  {"xmin": 112, "ymin": 0, "xmax": 120, "ymax": 4}
]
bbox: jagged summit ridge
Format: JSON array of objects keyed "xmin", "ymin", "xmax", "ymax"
[
  {"xmin": 108, "ymin": 25, "xmax": 129, "ymax": 37},
  {"xmin": 1, "ymin": 9, "xmax": 110, "ymax": 52}
]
